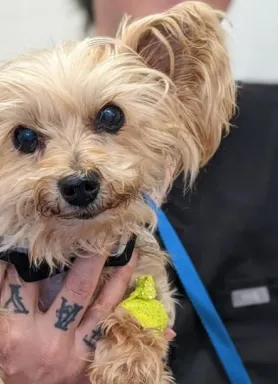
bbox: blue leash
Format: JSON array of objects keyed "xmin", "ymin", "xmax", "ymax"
[{"xmin": 147, "ymin": 198, "xmax": 252, "ymax": 384}]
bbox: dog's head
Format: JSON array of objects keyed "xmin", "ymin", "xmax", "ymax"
[{"xmin": 0, "ymin": 2, "xmax": 235, "ymax": 264}]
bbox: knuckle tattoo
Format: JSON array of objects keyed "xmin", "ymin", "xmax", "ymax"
[
  {"xmin": 54, "ymin": 297, "xmax": 83, "ymax": 331},
  {"xmin": 3, "ymin": 284, "xmax": 29, "ymax": 314},
  {"xmin": 83, "ymin": 326, "xmax": 102, "ymax": 349}
]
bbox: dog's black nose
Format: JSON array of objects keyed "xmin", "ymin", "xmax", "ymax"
[{"xmin": 58, "ymin": 172, "xmax": 100, "ymax": 207}]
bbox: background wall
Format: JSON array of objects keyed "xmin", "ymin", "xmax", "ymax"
[
  {"xmin": 0, "ymin": 0, "xmax": 277, "ymax": 83},
  {"xmin": 227, "ymin": 0, "xmax": 278, "ymax": 83},
  {"xmin": 0, "ymin": 0, "xmax": 84, "ymax": 60}
]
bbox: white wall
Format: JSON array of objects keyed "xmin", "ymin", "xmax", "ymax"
[
  {"xmin": 0, "ymin": 0, "xmax": 277, "ymax": 83},
  {"xmin": 227, "ymin": 0, "xmax": 278, "ymax": 83},
  {"xmin": 0, "ymin": 0, "xmax": 84, "ymax": 61}
]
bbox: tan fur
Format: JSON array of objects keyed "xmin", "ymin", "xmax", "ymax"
[
  {"xmin": 0, "ymin": 2, "xmax": 235, "ymax": 383},
  {"xmin": 89, "ymin": 309, "xmax": 173, "ymax": 384}
]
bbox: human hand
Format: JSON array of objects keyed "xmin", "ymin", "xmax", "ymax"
[
  {"xmin": 0, "ymin": 250, "xmax": 138, "ymax": 384},
  {"xmin": 0, "ymin": 253, "xmax": 175, "ymax": 384}
]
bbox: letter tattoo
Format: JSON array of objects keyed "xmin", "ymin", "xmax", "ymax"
[
  {"xmin": 83, "ymin": 327, "xmax": 102, "ymax": 349},
  {"xmin": 54, "ymin": 297, "xmax": 83, "ymax": 331},
  {"xmin": 3, "ymin": 284, "xmax": 29, "ymax": 314}
]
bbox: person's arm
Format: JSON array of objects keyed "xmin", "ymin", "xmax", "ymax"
[{"xmin": 93, "ymin": 0, "xmax": 232, "ymax": 36}]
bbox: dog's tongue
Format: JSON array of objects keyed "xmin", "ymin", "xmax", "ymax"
[{"xmin": 39, "ymin": 272, "xmax": 67, "ymax": 312}]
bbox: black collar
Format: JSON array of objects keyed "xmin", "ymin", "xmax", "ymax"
[{"xmin": 0, "ymin": 235, "xmax": 137, "ymax": 282}]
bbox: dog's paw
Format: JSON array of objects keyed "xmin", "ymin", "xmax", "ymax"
[{"xmin": 88, "ymin": 309, "xmax": 173, "ymax": 384}]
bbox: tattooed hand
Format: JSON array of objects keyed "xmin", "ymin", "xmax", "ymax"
[{"xmin": 0, "ymin": 251, "xmax": 138, "ymax": 384}]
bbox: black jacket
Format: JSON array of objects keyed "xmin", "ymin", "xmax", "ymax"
[{"xmin": 162, "ymin": 83, "xmax": 278, "ymax": 383}]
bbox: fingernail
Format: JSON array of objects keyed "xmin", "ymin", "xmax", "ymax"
[{"xmin": 165, "ymin": 328, "xmax": 176, "ymax": 341}]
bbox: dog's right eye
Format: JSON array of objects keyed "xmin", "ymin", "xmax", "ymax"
[
  {"xmin": 95, "ymin": 104, "xmax": 125, "ymax": 134},
  {"xmin": 13, "ymin": 126, "xmax": 39, "ymax": 154}
]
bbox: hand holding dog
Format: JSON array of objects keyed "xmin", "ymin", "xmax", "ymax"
[{"xmin": 0, "ymin": 251, "xmax": 139, "ymax": 384}]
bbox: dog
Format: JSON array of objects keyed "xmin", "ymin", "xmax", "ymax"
[{"xmin": 0, "ymin": 2, "xmax": 235, "ymax": 383}]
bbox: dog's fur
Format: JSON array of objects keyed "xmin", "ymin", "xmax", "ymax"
[{"xmin": 0, "ymin": 2, "xmax": 235, "ymax": 383}]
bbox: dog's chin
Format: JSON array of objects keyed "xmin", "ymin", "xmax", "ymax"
[
  {"xmin": 58, "ymin": 210, "xmax": 99, "ymax": 221},
  {"xmin": 74, "ymin": 211, "xmax": 97, "ymax": 220}
]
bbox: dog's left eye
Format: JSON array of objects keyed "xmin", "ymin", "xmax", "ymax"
[
  {"xmin": 95, "ymin": 105, "xmax": 125, "ymax": 134},
  {"xmin": 13, "ymin": 126, "xmax": 39, "ymax": 154}
]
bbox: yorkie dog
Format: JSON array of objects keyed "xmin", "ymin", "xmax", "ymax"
[{"xmin": 0, "ymin": 2, "xmax": 235, "ymax": 383}]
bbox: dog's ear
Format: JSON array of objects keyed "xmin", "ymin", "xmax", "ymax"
[{"xmin": 118, "ymin": 1, "xmax": 235, "ymax": 173}]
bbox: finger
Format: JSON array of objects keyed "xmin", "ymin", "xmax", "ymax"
[
  {"xmin": 43, "ymin": 252, "xmax": 108, "ymax": 335},
  {"xmin": 0, "ymin": 262, "xmax": 8, "ymax": 293},
  {"xmin": 0, "ymin": 265, "xmax": 39, "ymax": 316},
  {"xmin": 76, "ymin": 250, "xmax": 138, "ymax": 353},
  {"xmin": 165, "ymin": 328, "xmax": 176, "ymax": 342}
]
